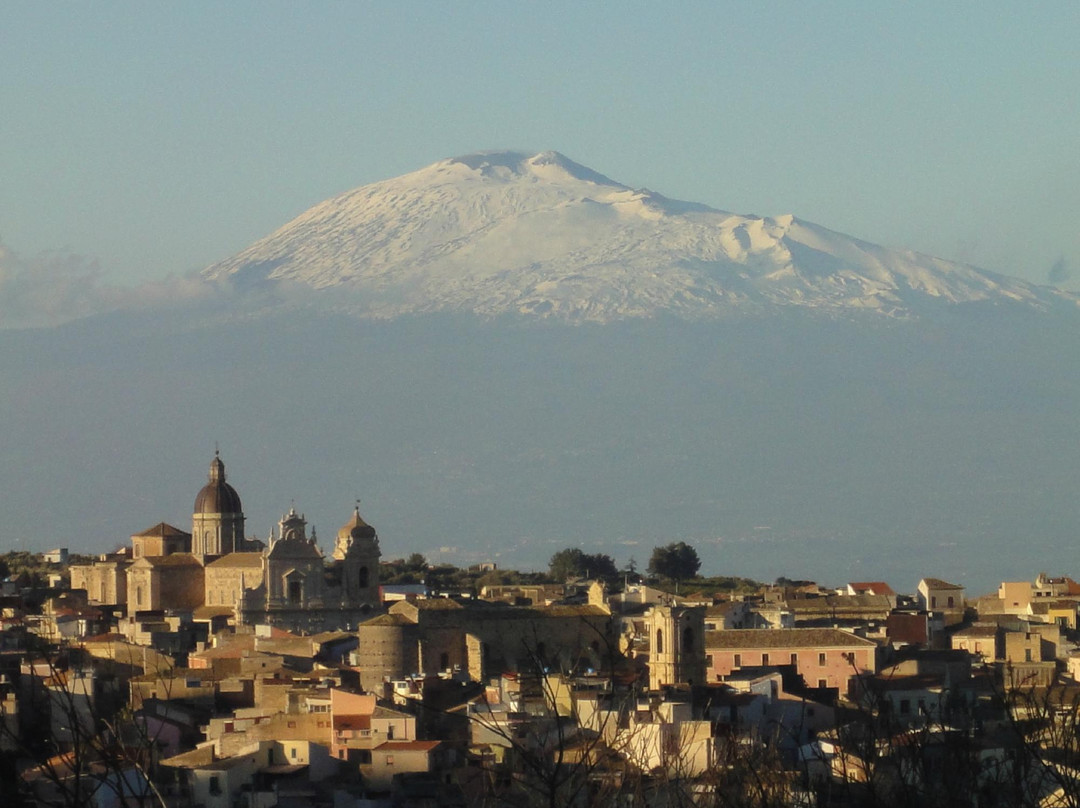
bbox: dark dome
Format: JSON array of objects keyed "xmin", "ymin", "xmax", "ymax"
[
  {"xmin": 194, "ymin": 455, "xmax": 243, "ymax": 515},
  {"xmin": 338, "ymin": 506, "xmax": 376, "ymax": 541}
]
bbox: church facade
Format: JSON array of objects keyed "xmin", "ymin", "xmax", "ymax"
[{"xmin": 73, "ymin": 452, "xmax": 382, "ymax": 634}]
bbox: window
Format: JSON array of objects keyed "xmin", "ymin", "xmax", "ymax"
[
  {"xmin": 947, "ymin": 596, "xmax": 955, "ymax": 607},
  {"xmin": 682, "ymin": 626, "xmax": 694, "ymax": 653},
  {"xmin": 385, "ymin": 754, "xmax": 395, "ymax": 765},
  {"xmin": 762, "ymin": 653, "xmax": 770, "ymax": 666},
  {"xmin": 359, "ymin": 566, "xmax": 369, "ymax": 589},
  {"xmin": 818, "ymin": 679, "xmax": 828, "ymax": 689},
  {"xmin": 733, "ymin": 654, "xmax": 741, "ymax": 667},
  {"xmin": 790, "ymin": 653, "xmax": 798, "ymax": 666},
  {"xmin": 288, "ymin": 579, "xmax": 302, "ymax": 605},
  {"xmin": 818, "ymin": 652, "xmax": 826, "ymax": 665},
  {"xmin": 705, "ymin": 654, "xmax": 712, "ymax": 668},
  {"xmin": 440, "ymin": 652, "xmax": 450, "ymax": 671},
  {"xmin": 655, "ymin": 629, "xmax": 663, "ymax": 655},
  {"xmin": 290, "ymin": 747, "xmax": 297, "ymax": 759},
  {"xmin": 899, "ymin": 699, "xmax": 910, "ymax": 715},
  {"xmin": 209, "ymin": 776, "xmax": 221, "ymax": 796},
  {"xmin": 931, "ymin": 596, "xmax": 937, "ymax": 608},
  {"xmin": 1025, "ymin": 648, "xmax": 1033, "ymax": 662}
]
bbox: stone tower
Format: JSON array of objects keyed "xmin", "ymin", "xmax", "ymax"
[
  {"xmin": 192, "ymin": 452, "xmax": 245, "ymax": 560},
  {"xmin": 266, "ymin": 507, "xmax": 324, "ymax": 609},
  {"xmin": 647, "ymin": 603, "xmax": 706, "ymax": 690},
  {"xmin": 334, "ymin": 504, "xmax": 381, "ymax": 606}
]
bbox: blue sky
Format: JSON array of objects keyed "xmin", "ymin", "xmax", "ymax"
[{"xmin": 3, "ymin": 2, "xmax": 1078, "ymax": 289}]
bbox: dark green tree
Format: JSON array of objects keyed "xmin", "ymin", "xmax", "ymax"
[
  {"xmin": 647, "ymin": 541, "xmax": 701, "ymax": 583},
  {"xmin": 548, "ymin": 548, "xmax": 619, "ymax": 582}
]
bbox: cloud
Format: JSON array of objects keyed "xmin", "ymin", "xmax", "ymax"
[
  {"xmin": 0, "ymin": 240, "xmax": 227, "ymax": 329},
  {"xmin": 1048, "ymin": 256, "xmax": 1071, "ymax": 285}
]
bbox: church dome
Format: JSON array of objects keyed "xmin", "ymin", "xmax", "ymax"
[
  {"xmin": 194, "ymin": 453, "xmax": 243, "ymax": 515},
  {"xmin": 338, "ymin": 505, "xmax": 376, "ymax": 541}
]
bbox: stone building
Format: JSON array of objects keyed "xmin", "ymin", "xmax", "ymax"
[
  {"xmin": 204, "ymin": 553, "xmax": 264, "ymax": 609},
  {"xmin": 132, "ymin": 523, "xmax": 191, "ymax": 558},
  {"xmin": 70, "ymin": 550, "xmax": 131, "ymax": 607},
  {"xmin": 77, "ymin": 451, "xmax": 383, "ymax": 635},
  {"xmin": 127, "ymin": 554, "xmax": 206, "ymax": 612},
  {"xmin": 355, "ymin": 599, "xmax": 615, "ymax": 693},
  {"xmin": 234, "ymin": 504, "xmax": 383, "ymax": 633},
  {"xmin": 646, "ymin": 604, "xmax": 706, "ymax": 690},
  {"xmin": 705, "ymin": 628, "xmax": 879, "ymax": 695}
]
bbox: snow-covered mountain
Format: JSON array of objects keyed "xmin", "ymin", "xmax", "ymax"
[{"xmin": 203, "ymin": 150, "xmax": 1073, "ymax": 320}]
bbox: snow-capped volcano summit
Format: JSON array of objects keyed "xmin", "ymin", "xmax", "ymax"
[{"xmin": 203, "ymin": 150, "xmax": 1072, "ymax": 320}]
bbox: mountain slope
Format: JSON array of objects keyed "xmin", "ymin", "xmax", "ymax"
[{"xmin": 203, "ymin": 150, "xmax": 1073, "ymax": 321}]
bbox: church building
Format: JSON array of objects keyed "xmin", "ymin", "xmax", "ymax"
[{"xmin": 73, "ymin": 452, "xmax": 383, "ymax": 634}]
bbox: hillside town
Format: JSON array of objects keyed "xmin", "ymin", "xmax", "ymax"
[{"xmin": 4, "ymin": 455, "xmax": 1080, "ymax": 807}]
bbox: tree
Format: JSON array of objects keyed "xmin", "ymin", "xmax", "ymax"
[
  {"xmin": 548, "ymin": 549, "xmax": 619, "ymax": 583},
  {"xmin": 647, "ymin": 542, "xmax": 701, "ymax": 583}
]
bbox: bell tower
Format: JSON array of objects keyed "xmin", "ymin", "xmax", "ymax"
[
  {"xmin": 335, "ymin": 503, "xmax": 381, "ymax": 606},
  {"xmin": 647, "ymin": 603, "xmax": 706, "ymax": 690}
]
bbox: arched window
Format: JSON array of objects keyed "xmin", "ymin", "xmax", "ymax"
[
  {"xmin": 136, "ymin": 586, "xmax": 144, "ymax": 607},
  {"xmin": 358, "ymin": 566, "xmax": 369, "ymax": 589},
  {"xmin": 656, "ymin": 629, "xmax": 663, "ymax": 655},
  {"xmin": 683, "ymin": 626, "xmax": 694, "ymax": 653}
]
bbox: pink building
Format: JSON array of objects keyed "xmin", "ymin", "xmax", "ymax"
[{"xmin": 705, "ymin": 628, "xmax": 878, "ymax": 694}]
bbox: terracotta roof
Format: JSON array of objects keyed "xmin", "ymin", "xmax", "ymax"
[
  {"xmin": 81, "ymin": 632, "xmax": 126, "ymax": 644},
  {"xmin": 865, "ymin": 674, "xmax": 945, "ymax": 692},
  {"xmin": 192, "ymin": 606, "xmax": 236, "ymax": 619},
  {"xmin": 412, "ymin": 599, "xmax": 465, "ymax": 611},
  {"xmin": 335, "ymin": 715, "xmax": 371, "ymax": 731},
  {"xmin": 206, "ymin": 552, "xmax": 264, "ymax": 568},
  {"xmin": 849, "ymin": 582, "xmax": 896, "ymax": 596},
  {"xmin": 705, "ymin": 628, "xmax": 877, "ymax": 650},
  {"xmin": 786, "ymin": 594, "xmax": 892, "ymax": 613},
  {"xmin": 312, "ymin": 630, "xmax": 354, "ymax": 644},
  {"xmin": 371, "ymin": 705, "xmax": 410, "ymax": 719},
  {"xmin": 139, "ymin": 554, "xmax": 203, "ymax": 568},
  {"xmin": 952, "ymin": 624, "xmax": 998, "ymax": 638},
  {"xmin": 536, "ymin": 604, "xmax": 608, "ymax": 617},
  {"xmin": 374, "ymin": 740, "xmax": 441, "ymax": 752},
  {"xmin": 361, "ymin": 613, "xmax": 412, "ymax": 627},
  {"xmin": 133, "ymin": 522, "xmax": 191, "ymax": 539},
  {"xmin": 160, "ymin": 745, "xmax": 215, "ymax": 769},
  {"xmin": 921, "ymin": 578, "xmax": 964, "ymax": 590}
]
